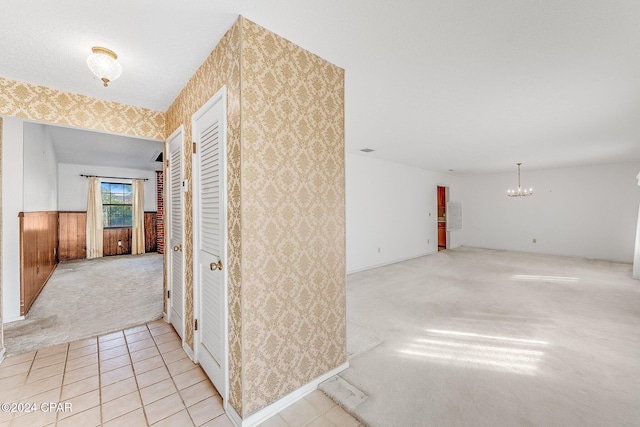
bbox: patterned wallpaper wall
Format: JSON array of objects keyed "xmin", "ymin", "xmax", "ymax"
[
  {"xmin": 0, "ymin": 77, "xmax": 164, "ymax": 140},
  {"xmin": 164, "ymin": 18, "xmax": 244, "ymax": 413},
  {"xmin": 240, "ymin": 19, "xmax": 346, "ymax": 415},
  {"xmin": 164, "ymin": 17, "xmax": 345, "ymax": 417},
  {"xmin": 164, "ymin": 17, "xmax": 344, "ymax": 417},
  {"xmin": 0, "ymin": 116, "xmax": 3, "ymax": 353}
]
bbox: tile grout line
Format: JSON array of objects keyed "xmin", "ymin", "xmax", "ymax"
[
  {"xmin": 153, "ymin": 324, "xmax": 198, "ymax": 427},
  {"xmin": 54, "ymin": 344, "xmax": 70, "ymax": 426},
  {"xmin": 97, "ymin": 336, "xmax": 104, "ymax": 426},
  {"xmin": 124, "ymin": 324, "xmax": 152, "ymax": 426},
  {"xmin": 9, "ymin": 348, "xmax": 36, "ymax": 425}
]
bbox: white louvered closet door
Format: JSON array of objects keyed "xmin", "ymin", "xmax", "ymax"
[
  {"xmin": 193, "ymin": 92, "xmax": 226, "ymax": 395},
  {"xmin": 168, "ymin": 130, "xmax": 184, "ymax": 339}
]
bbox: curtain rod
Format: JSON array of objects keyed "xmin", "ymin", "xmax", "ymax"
[{"xmin": 80, "ymin": 174, "xmax": 149, "ymax": 181}]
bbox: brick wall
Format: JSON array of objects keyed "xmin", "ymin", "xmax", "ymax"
[{"xmin": 156, "ymin": 171, "xmax": 164, "ymax": 254}]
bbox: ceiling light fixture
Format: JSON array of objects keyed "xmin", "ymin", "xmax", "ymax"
[
  {"xmin": 87, "ymin": 47, "xmax": 122, "ymax": 87},
  {"xmin": 507, "ymin": 162, "xmax": 533, "ymax": 198}
]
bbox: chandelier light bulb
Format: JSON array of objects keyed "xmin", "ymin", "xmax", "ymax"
[
  {"xmin": 87, "ymin": 47, "xmax": 122, "ymax": 87},
  {"xmin": 507, "ymin": 163, "xmax": 533, "ymax": 198}
]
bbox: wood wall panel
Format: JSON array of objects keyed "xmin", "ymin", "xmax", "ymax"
[
  {"xmin": 58, "ymin": 212, "xmax": 87, "ymax": 260},
  {"xmin": 58, "ymin": 211, "xmax": 158, "ymax": 259},
  {"xmin": 145, "ymin": 212, "xmax": 157, "ymax": 253},
  {"xmin": 19, "ymin": 211, "xmax": 59, "ymax": 316},
  {"xmin": 103, "ymin": 228, "xmax": 132, "ymax": 256}
]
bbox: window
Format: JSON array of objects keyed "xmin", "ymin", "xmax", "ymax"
[{"xmin": 101, "ymin": 182, "xmax": 132, "ymax": 228}]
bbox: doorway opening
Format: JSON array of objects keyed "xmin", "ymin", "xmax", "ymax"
[
  {"xmin": 2, "ymin": 119, "xmax": 165, "ymax": 355},
  {"xmin": 437, "ymin": 186, "xmax": 448, "ymax": 251}
]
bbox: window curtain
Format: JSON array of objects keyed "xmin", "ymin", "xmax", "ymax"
[
  {"xmin": 132, "ymin": 179, "xmax": 146, "ymax": 255},
  {"xmin": 86, "ymin": 177, "xmax": 103, "ymax": 259}
]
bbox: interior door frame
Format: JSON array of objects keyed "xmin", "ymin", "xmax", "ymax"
[
  {"xmin": 437, "ymin": 185, "xmax": 450, "ymax": 250},
  {"xmin": 165, "ymin": 125, "xmax": 185, "ymax": 340},
  {"xmin": 191, "ymin": 86, "xmax": 229, "ymax": 404}
]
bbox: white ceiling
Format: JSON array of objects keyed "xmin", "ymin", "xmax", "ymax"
[
  {"xmin": 2, "ymin": 0, "xmax": 640, "ymax": 173},
  {"xmin": 46, "ymin": 125, "xmax": 163, "ymax": 172}
]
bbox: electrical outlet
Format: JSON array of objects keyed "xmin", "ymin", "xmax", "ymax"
[
  {"xmin": 532, "ymin": 238, "xmax": 536, "ymax": 243},
  {"xmin": 118, "ymin": 240, "xmax": 122, "ymax": 246}
]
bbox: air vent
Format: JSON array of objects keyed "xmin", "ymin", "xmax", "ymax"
[{"xmin": 360, "ymin": 148, "xmax": 375, "ymax": 153}]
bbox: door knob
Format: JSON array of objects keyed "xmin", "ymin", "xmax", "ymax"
[
  {"xmin": 210, "ymin": 260, "xmax": 223, "ymax": 271},
  {"xmin": 173, "ymin": 245, "xmax": 182, "ymax": 252}
]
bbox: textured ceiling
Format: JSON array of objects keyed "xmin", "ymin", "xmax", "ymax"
[{"xmin": 2, "ymin": 0, "xmax": 640, "ymax": 173}]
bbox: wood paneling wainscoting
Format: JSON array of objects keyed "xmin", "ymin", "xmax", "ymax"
[
  {"xmin": 58, "ymin": 211, "xmax": 158, "ymax": 260},
  {"xmin": 103, "ymin": 227, "xmax": 132, "ymax": 256},
  {"xmin": 58, "ymin": 211, "xmax": 86, "ymax": 260},
  {"xmin": 19, "ymin": 211, "xmax": 59, "ymax": 316},
  {"xmin": 144, "ymin": 212, "xmax": 157, "ymax": 253},
  {"xmin": 20, "ymin": 211, "xmax": 158, "ymax": 316}
]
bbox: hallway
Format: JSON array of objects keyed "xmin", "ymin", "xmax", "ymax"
[{"xmin": 0, "ymin": 320, "xmax": 361, "ymax": 427}]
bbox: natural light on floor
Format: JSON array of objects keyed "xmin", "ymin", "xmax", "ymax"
[
  {"xmin": 398, "ymin": 329, "xmax": 548, "ymax": 376},
  {"xmin": 510, "ymin": 275, "xmax": 579, "ymax": 283}
]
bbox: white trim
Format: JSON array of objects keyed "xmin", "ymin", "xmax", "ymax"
[
  {"xmin": 226, "ymin": 404, "xmax": 242, "ymax": 427},
  {"xmin": 347, "ymin": 252, "xmax": 434, "ymax": 275},
  {"xmin": 162, "ymin": 312, "xmax": 168, "ymax": 322},
  {"xmin": 0, "ymin": 347, "xmax": 5, "ymax": 365},
  {"xmin": 2, "ymin": 315, "xmax": 25, "ymax": 324},
  {"xmin": 191, "ymin": 86, "xmax": 229, "ymax": 403},
  {"xmin": 165, "ymin": 125, "xmax": 186, "ymax": 341},
  {"xmin": 182, "ymin": 341, "xmax": 195, "ymax": 361},
  {"xmin": 227, "ymin": 362, "xmax": 350, "ymax": 427}
]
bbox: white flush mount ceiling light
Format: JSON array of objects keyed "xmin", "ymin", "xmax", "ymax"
[
  {"xmin": 507, "ymin": 162, "xmax": 533, "ymax": 198},
  {"xmin": 87, "ymin": 47, "xmax": 122, "ymax": 87}
]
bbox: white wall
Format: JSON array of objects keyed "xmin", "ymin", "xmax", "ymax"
[
  {"xmin": 58, "ymin": 163, "xmax": 157, "ymax": 212},
  {"xmin": 460, "ymin": 162, "xmax": 640, "ymax": 263},
  {"xmin": 23, "ymin": 122, "xmax": 58, "ymax": 212},
  {"xmin": 346, "ymin": 153, "xmax": 462, "ymax": 273},
  {"xmin": 2, "ymin": 116, "xmax": 24, "ymax": 322}
]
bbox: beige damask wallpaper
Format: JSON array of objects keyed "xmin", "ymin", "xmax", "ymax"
[
  {"xmin": 0, "ymin": 76, "xmax": 164, "ymax": 140},
  {"xmin": 165, "ymin": 17, "xmax": 345, "ymax": 417},
  {"xmin": 0, "ymin": 116, "xmax": 3, "ymax": 354},
  {"xmin": 164, "ymin": 18, "xmax": 244, "ymax": 412},
  {"xmin": 240, "ymin": 18, "xmax": 346, "ymax": 414}
]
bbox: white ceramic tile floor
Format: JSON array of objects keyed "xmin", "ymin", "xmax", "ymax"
[
  {"xmin": 0, "ymin": 321, "xmax": 362, "ymax": 427},
  {"xmin": 0, "ymin": 321, "xmax": 233, "ymax": 426}
]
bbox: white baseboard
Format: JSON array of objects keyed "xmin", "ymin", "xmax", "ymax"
[
  {"xmin": 347, "ymin": 251, "xmax": 434, "ymax": 275},
  {"xmin": 182, "ymin": 341, "xmax": 195, "ymax": 361},
  {"xmin": 227, "ymin": 362, "xmax": 349, "ymax": 427},
  {"xmin": 2, "ymin": 315, "xmax": 25, "ymax": 324},
  {"xmin": 0, "ymin": 347, "xmax": 5, "ymax": 365},
  {"xmin": 226, "ymin": 404, "xmax": 242, "ymax": 427}
]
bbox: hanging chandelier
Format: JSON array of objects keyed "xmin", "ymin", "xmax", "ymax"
[{"xmin": 507, "ymin": 162, "xmax": 533, "ymax": 198}]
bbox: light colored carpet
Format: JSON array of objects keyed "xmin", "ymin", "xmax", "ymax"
[
  {"xmin": 4, "ymin": 253, "xmax": 163, "ymax": 355},
  {"xmin": 332, "ymin": 247, "xmax": 640, "ymax": 427}
]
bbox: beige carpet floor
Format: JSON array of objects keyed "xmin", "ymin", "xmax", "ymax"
[
  {"xmin": 322, "ymin": 247, "xmax": 640, "ymax": 427},
  {"xmin": 4, "ymin": 253, "xmax": 163, "ymax": 355}
]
